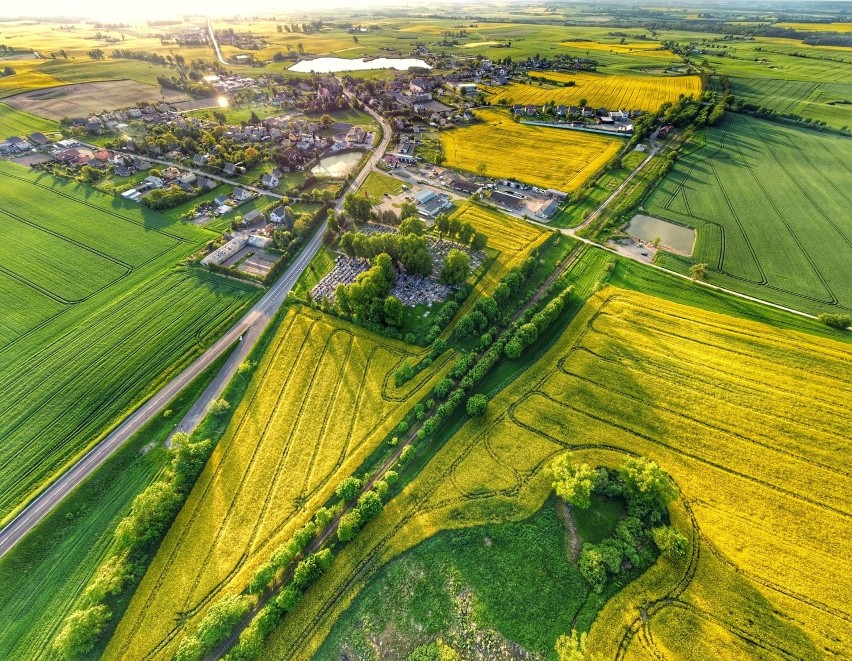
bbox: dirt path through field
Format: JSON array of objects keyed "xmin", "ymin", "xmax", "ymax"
[{"xmin": 556, "ymin": 499, "xmax": 582, "ymax": 565}]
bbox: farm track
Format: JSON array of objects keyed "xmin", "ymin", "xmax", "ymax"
[{"xmin": 128, "ymin": 314, "xmax": 311, "ymax": 659}]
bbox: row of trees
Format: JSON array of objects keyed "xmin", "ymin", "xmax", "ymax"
[{"xmin": 53, "ymin": 433, "xmax": 216, "ymax": 659}]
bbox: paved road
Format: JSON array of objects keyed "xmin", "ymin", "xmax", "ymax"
[{"xmin": 0, "ymin": 92, "xmax": 392, "ymax": 559}]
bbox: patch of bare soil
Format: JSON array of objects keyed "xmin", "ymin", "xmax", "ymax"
[{"xmin": 5, "ymin": 80, "xmax": 189, "ymax": 120}]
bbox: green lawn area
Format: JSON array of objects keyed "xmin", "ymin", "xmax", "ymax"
[
  {"xmin": 316, "ymin": 500, "xmax": 594, "ymax": 661},
  {"xmin": 292, "ymin": 246, "xmax": 337, "ymax": 299},
  {"xmin": 0, "ymin": 161, "xmax": 259, "ymax": 525},
  {"xmin": 357, "ymin": 170, "xmax": 405, "ymax": 203},
  {"xmin": 186, "ymin": 103, "xmax": 281, "ymax": 124},
  {"xmin": 0, "ymin": 102, "xmax": 59, "ymax": 138},
  {"xmin": 573, "ymin": 493, "xmax": 625, "ymax": 544}
]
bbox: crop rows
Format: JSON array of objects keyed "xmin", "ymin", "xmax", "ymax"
[
  {"xmin": 645, "ymin": 113, "xmax": 852, "ymax": 315},
  {"xmin": 104, "ymin": 308, "xmax": 452, "ymax": 661},
  {"xmin": 440, "ymin": 109, "xmax": 621, "ymax": 191},
  {"xmin": 258, "ymin": 288, "xmax": 850, "ymax": 660},
  {"xmin": 0, "ymin": 269, "xmax": 254, "ymax": 520},
  {"xmin": 0, "ymin": 163, "xmax": 256, "ymax": 523},
  {"xmin": 485, "ymin": 72, "xmax": 701, "ymax": 112}
]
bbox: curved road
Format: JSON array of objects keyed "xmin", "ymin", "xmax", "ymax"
[{"xmin": 0, "ymin": 95, "xmax": 392, "ymax": 558}]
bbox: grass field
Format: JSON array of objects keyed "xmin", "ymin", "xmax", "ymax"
[
  {"xmin": 0, "ymin": 102, "xmax": 59, "ymax": 137},
  {"xmin": 103, "ymin": 307, "xmax": 453, "ymax": 661},
  {"xmin": 0, "ymin": 162, "xmax": 257, "ymax": 525},
  {"xmin": 643, "ymin": 113, "xmax": 852, "ymax": 315},
  {"xmin": 483, "ymin": 71, "xmax": 701, "ymax": 112},
  {"xmin": 0, "ymin": 341, "xmax": 236, "ymax": 661},
  {"xmin": 440, "ymin": 109, "xmax": 621, "ymax": 192},
  {"xmin": 316, "ymin": 500, "xmax": 602, "ymax": 660},
  {"xmin": 356, "ymin": 170, "xmax": 405, "ymax": 203},
  {"xmin": 273, "ymin": 285, "xmax": 848, "ymax": 659},
  {"xmin": 728, "ymin": 77, "xmax": 852, "ymax": 129}
]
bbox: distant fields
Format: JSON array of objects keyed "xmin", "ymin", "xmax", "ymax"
[
  {"xmin": 269, "ymin": 286, "xmax": 849, "ymax": 659},
  {"xmin": 441, "ymin": 109, "xmax": 620, "ymax": 192},
  {"xmin": 0, "ymin": 162, "xmax": 257, "ymax": 524},
  {"xmin": 644, "ymin": 113, "xmax": 852, "ymax": 315},
  {"xmin": 104, "ymin": 308, "xmax": 453, "ymax": 661},
  {"xmin": 484, "ymin": 72, "xmax": 701, "ymax": 112},
  {"xmin": 730, "ymin": 78, "xmax": 852, "ymax": 129}
]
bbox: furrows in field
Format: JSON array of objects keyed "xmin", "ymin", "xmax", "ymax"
[
  {"xmin": 130, "ymin": 317, "xmax": 316, "ymax": 659},
  {"xmin": 0, "ymin": 274, "xmax": 248, "ymax": 515},
  {"xmin": 727, "ymin": 135, "xmax": 839, "ymax": 306}
]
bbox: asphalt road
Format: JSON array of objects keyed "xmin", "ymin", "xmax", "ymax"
[{"xmin": 0, "ymin": 99, "xmax": 392, "ymax": 559}]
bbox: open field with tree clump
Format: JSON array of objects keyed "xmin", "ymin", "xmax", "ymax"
[
  {"xmin": 104, "ymin": 307, "xmax": 453, "ymax": 661},
  {"xmin": 254, "ymin": 247, "xmax": 616, "ymax": 660},
  {"xmin": 440, "ymin": 110, "xmax": 621, "ymax": 192},
  {"xmin": 317, "ymin": 499, "xmax": 617, "ymax": 660},
  {"xmin": 266, "ymin": 285, "xmax": 850, "ymax": 659},
  {"xmin": 644, "ymin": 113, "xmax": 852, "ymax": 315},
  {"xmin": 0, "ymin": 162, "xmax": 257, "ymax": 524},
  {"xmin": 484, "ymin": 71, "xmax": 702, "ymax": 112}
]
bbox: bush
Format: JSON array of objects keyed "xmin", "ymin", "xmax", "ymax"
[
  {"xmin": 357, "ymin": 490, "xmax": 384, "ymax": 521},
  {"xmin": 337, "ymin": 510, "xmax": 362, "ymax": 542},
  {"xmin": 195, "ymin": 594, "xmax": 253, "ymax": 650},
  {"xmin": 53, "ymin": 605, "xmax": 111, "ymax": 660},
  {"xmin": 466, "ymin": 393, "xmax": 489, "ymax": 417},
  {"xmin": 817, "ymin": 313, "xmax": 851, "ymax": 329},
  {"xmin": 335, "ymin": 476, "xmax": 362, "ymax": 502},
  {"xmin": 652, "ymin": 526, "xmax": 689, "ymax": 559}
]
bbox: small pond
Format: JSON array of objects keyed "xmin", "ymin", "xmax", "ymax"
[
  {"xmin": 624, "ymin": 214, "xmax": 696, "ymax": 255},
  {"xmin": 311, "ymin": 151, "xmax": 363, "ymax": 178},
  {"xmin": 288, "ymin": 57, "xmax": 430, "ymax": 73}
]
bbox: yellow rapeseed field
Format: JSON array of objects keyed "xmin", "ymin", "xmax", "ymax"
[
  {"xmin": 261, "ymin": 288, "xmax": 851, "ymax": 660},
  {"xmin": 440, "ymin": 108, "xmax": 621, "ymax": 192},
  {"xmin": 484, "ymin": 72, "xmax": 701, "ymax": 112},
  {"xmin": 104, "ymin": 307, "xmax": 453, "ymax": 661}
]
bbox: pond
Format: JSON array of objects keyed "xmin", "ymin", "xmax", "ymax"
[
  {"xmin": 311, "ymin": 151, "xmax": 364, "ymax": 178},
  {"xmin": 624, "ymin": 214, "xmax": 696, "ymax": 255},
  {"xmin": 288, "ymin": 57, "xmax": 430, "ymax": 73}
]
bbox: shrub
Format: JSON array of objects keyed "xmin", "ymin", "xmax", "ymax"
[
  {"xmin": 466, "ymin": 393, "xmax": 489, "ymax": 417},
  {"xmin": 334, "ymin": 476, "xmax": 362, "ymax": 502},
  {"xmin": 817, "ymin": 313, "xmax": 851, "ymax": 329},
  {"xmin": 652, "ymin": 526, "xmax": 689, "ymax": 559},
  {"xmin": 53, "ymin": 605, "xmax": 111, "ymax": 660},
  {"xmin": 357, "ymin": 490, "xmax": 384, "ymax": 521}
]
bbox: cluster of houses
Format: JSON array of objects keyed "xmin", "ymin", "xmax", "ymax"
[{"xmin": 0, "ymin": 133, "xmax": 47, "ymax": 155}]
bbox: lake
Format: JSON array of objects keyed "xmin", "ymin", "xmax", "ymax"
[
  {"xmin": 625, "ymin": 214, "xmax": 696, "ymax": 255},
  {"xmin": 288, "ymin": 57, "xmax": 430, "ymax": 73},
  {"xmin": 312, "ymin": 151, "xmax": 363, "ymax": 178}
]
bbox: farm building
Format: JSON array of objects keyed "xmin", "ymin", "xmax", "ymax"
[
  {"xmin": 491, "ymin": 190, "xmax": 525, "ymax": 211},
  {"xmin": 244, "ymin": 209, "xmax": 265, "ymax": 224},
  {"xmin": 414, "ymin": 189, "xmax": 453, "ymax": 218}
]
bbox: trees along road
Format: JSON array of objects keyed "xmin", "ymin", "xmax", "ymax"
[{"xmin": 0, "ymin": 99, "xmax": 393, "ymax": 559}]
